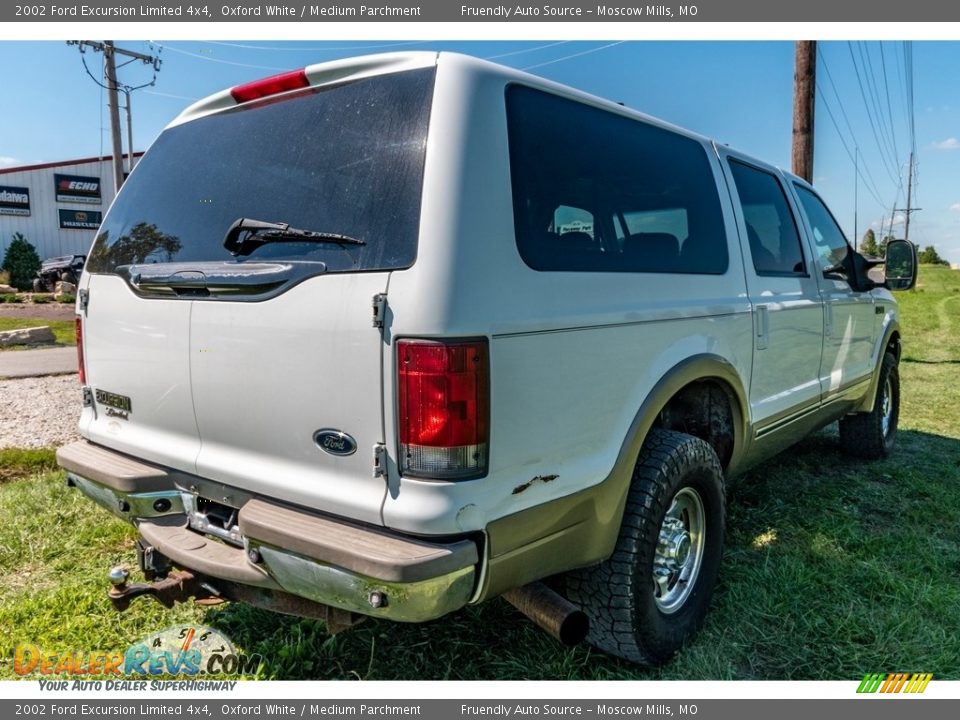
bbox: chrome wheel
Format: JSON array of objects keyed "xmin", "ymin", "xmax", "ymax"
[
  {"xmin": 881, "ymin": 376, "xmax": 893, "ymax": 437},
  {"xmin": 653, "ymin": 486, "xmax": 705, "ymax": 614}
]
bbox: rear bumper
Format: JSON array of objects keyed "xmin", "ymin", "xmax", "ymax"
[{"xmin": 56, "ymin": 440, "xmax": 478, "ymax": 622}]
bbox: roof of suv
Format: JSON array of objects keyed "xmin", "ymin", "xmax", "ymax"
[{"xmin": 169, "ymin": 51, "xmax": 725, "ymax": 156}]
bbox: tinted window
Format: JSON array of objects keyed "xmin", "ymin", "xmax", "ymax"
[
  {"xmin": 728, "ymin": 161, "xmax": 806, "ymax": 276},
  {"xmin": 506, "ymin": 85, "xmax": 728, "ymax": 274},
  {"xmin": 87, "ymin": 68, "xmax": 435, "ymax": 274},
  {"xmin": 793, "ymin": 185, "xmax": 850, "ymax": 268}
]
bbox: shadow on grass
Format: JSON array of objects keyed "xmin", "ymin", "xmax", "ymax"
[
  {"xmin": 902, "ymin": 358, "xmax": 960, "ymax": 364},
  {"xmin": 194, "ymin": 427, "xmax": 960, "ymax": 681}
]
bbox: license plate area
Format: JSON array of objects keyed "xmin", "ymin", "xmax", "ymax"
[{"xmin": 182, "ymin": 493, "xmax": 245, "ymax": 547}]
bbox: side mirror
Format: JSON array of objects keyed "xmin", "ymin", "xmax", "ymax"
[{"xmin": 884, "ymin": 239, "xmax": 918, "ymax": 291}]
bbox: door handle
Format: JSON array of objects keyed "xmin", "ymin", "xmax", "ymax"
[
  {"xmin": 755, "ymin": 305, "xmax": 769, "ymax": 350},
  {"xmin": 119, "ymin": 261, "xmax": 324, "ymax": 299}
]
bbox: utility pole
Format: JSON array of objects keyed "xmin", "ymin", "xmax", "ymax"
[
  {"xmin": 68, "ymin": 41, "xmax": 161, "ymax": 196},
  {"xmin": 123, "ymin": 88, "xmax": 135, "ymax": 175},
  {"xmin": 792, "ymin": 40, "xmax": 817, "ymax": 183},
  {"xmin": 853, "ymin": 147, "xmax": 858, "ymax": 250},
  {"xmin": 103, "ymin": 42, "xmax": 124, "ymax": 198},
  {"xmin": 895, "ymin": 150, "xmax": 921, "ymax": 243}
]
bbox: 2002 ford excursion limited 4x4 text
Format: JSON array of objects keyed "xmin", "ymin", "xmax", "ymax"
[{"xmin": 57, "ymin": 52, "xmax": 918, "ymax": 666}]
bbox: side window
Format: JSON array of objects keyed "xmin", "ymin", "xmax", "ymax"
[
  {"xmin": 793, "ymin": 185, "xmax": 850, "ymax": 269},
  {"xmin": 506, "ymin": 85, "xmax": 728, "ymax": 274},
  {"xmin": 728, "ymin": 160, "xmax": 807, "ymax": 277}
]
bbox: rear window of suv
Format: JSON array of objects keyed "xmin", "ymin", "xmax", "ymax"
[
  {"xmin": 87, "ymin": 67, "xmax": 436, "ymax": 274},
  {"xmin": 506, "ymin": 85, "xmax": 728, "ymax": 275}
]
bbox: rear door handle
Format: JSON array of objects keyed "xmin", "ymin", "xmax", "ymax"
[
  {"xmin": 120, "ymin": 261, "xmax": 324, "ymax": 299},
  {"xmin": 755, "ymin": 305, "xmax": 769, "ymax": 350}
]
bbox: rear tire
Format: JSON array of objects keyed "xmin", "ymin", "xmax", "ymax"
[
  {"xmin": 566, "ymin": 429, "xmax": 725, "ymax": 666},
  {"xmin": 839, "ymin": 352, "xmax": 899, "ymax": 460}
]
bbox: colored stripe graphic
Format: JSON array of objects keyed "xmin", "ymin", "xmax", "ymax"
[{"xmin": 857, "ymin": 672, "xmax": 932, "ymax": 693}]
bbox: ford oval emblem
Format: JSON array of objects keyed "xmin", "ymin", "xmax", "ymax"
[{"xmin": 313, "ymin": 429, "xmax": 357, "ymax": 457}]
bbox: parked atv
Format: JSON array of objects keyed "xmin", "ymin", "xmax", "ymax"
[{"xmin": 33, "ymin": 254, "xmax": 86, "ymax": 293}]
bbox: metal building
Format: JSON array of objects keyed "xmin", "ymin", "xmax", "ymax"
[{"xmin": 0, "ymin": 153, "xmax": 141, "ymax": 263}]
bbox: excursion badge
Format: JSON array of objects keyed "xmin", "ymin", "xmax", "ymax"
[{"xmin": 95, "ymin": 389, "xmax": 133, "ymax": 419}]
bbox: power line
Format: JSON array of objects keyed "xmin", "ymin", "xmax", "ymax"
[
  {"xmin": 202, "ymin": 40, "xmax": 427, "ymax": 52},
  {"xmin": 143, "ymin": 89, "xmax": 200, "ymax": 101},
  {"xmin": 151, "ymin": 42, "xmax": 289, "ymax": 71},
  {"xmin": 816, "ymin": 85, "xmax": 887, "ymax": 208},
  {"xmin": 847, "ymin": 41, "xmax": 900, "ymax": 186},
  {"xmin": 879, "ymin": 42, "xmax": 900, "ymax": 163},
  {"xmin": 859, "ymin": 42, "xmax": 899, "ymax": 170},
  {"xmin": 817, "ymin": 47, "xmax": 886, "ymax": 207},
  {"xmin": 905, "ymin": 41, "xmax": 916, "ymax": 154},
  {"xmin": 521, "ymin": 41, "xmax": 625, "ymax": 71},
  {"xmin": 486, "ymin": 41, "xmax": 571, "ymax": 60},
  {"xmin": 69, "ymin": 41, "xmax": 161, "ymax": 196}
]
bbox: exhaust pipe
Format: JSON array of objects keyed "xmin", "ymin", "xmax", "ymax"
[{"xmin": 503, "ymin": 581, "xmax": 589, "ymax": 646}]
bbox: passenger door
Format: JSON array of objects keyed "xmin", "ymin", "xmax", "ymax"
[
  {"xmin": 720, "ymin": 153, "xmax": 824, "ymax": 430},
  {"xmin": 790, "ymin": 183, "xmax": 876, "ymax": 397}
]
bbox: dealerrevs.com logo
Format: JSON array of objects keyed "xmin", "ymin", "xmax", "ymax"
[
  {"xmin": 857, "ymin": 673, "xmax": 933, "ymax": 694},
  {"xmin": 14, "ymin": 625, "xmax": 262, "ymax": 678}
]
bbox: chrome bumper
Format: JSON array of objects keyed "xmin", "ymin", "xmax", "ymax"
[{"xmin": 57, "ymin": 440, "xmax": 478, "ymax": 623}]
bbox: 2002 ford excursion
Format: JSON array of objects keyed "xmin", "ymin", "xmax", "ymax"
[{"xmin": 57, "ymin": 52, "xmax": 918, "ymax": 665}]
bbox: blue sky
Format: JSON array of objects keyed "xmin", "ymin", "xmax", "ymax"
[{"xmin": 1, "ymin": 40, "xmax": 958, "ymax": 262}]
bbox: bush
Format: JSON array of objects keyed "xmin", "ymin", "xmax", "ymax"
[
  {"xmin": 32, "ymin": 294, "xmax": 51, "ymax": 304},
  {"xmin": 0, "ymin": 293, "xmax": 23, "ymax": 304},
  {"xmin": 57, "ymin": 294, "xmax": 76, "ymax": 305},
  {"xmin": 1, "ymin": 233, "xmax": 41, "ymax": 291}
]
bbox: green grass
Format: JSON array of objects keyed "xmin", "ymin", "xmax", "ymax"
[
  {"xmin": 0, "ymin": 317, "xmax": 75, "ymax": 347},
  {"xmin": 1, "ymin": 267, "xmax": 959, "ymax": 680},
  {"xmin": 0, "ymin": 448, "xmax": 57, "ymax": 484}
]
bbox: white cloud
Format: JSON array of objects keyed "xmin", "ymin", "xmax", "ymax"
[
  {"xmin": 932, "ymin": 137, "xmax": 960, "ymax": 151},
  {"xmin": 0, "ymin": 156, "xmax": 18, "ymax": 167},
  {"xmin": 951, "ymin": 203, "xmax": 960, "ymax": 213}
]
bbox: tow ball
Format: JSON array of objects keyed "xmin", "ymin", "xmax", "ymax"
[{"xmin": 107, "ymin": 565, "xmax": 219, "ymax": 612}]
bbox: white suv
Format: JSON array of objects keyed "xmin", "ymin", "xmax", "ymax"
[{"xmin": 57, "ymin": 52, "xmax": 918, "ymax": 666}]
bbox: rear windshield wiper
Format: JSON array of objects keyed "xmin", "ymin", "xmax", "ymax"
[{"xmin": 223, "ymin": 217, "xmax": 366, "ymax": 257}]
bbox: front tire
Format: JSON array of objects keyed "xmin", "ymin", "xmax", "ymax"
[
  {"xmin": 839, "ymin": 352, "xmax": 900, "ymax": 460},
  {"xmin": 566, "ymin": 429, "xmax": 726, "ymax": 665}
]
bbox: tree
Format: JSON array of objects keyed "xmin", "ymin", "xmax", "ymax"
[
  {"xmin": 1, "ymin": 233, "xmax": 40, "ymax": 291},
  {"xmin": 860, "ymin": 228, "xmax": 879, "ymax": 256},
  {"xmin": 879, "ymin": 235, "xmax": 895, "ymax": 258},
  {"xmin": 918, "ymin": 245, "xmax": 949, "ymax": 265},
  {"xmin": 86, "ymin": 223, "xmax": 182, "ymax": 269}
]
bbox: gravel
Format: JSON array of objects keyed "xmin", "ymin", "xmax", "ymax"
[{"xmin": 0, "ymin": 374, "xmax": 82, "ymax": 449}]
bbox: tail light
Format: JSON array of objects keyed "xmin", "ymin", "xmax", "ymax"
[
  {"xmin": 397, "ymin": 339, "xmax": 489, "ymax": 480},
  {"xmin": 75, "ymin": 316, "xmax": 85, "ymax": 384},
  {"xmin": 230, "ymin": 69, "xmax": 309, "ymax": 103}
]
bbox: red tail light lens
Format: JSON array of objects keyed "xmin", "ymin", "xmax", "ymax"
[
  {"xmin": 230, "ymin": 69, "xmax": 309, "ymax": 103},
  {"xmin": 75, "ymin": 316, "xmax": 85, "ymax": 384},
  {"xmin": 397, "ymin": 339, "xmax": 489, "ymax": 480}
]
